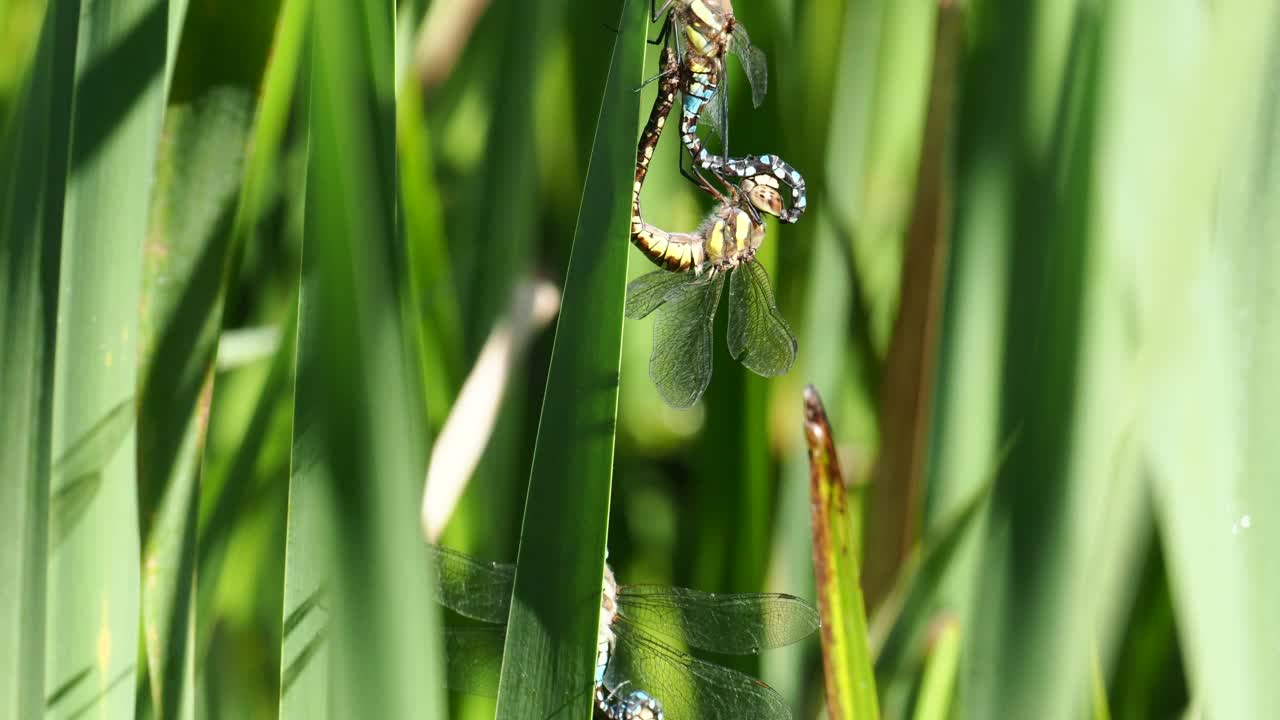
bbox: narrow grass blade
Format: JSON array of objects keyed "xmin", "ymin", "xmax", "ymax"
[
  {"xmin": 233, "ymin": 0, "xmax": 309, "ymax": 239},
  {"xmin": 871, "ymin": 470, "xmax": 994, "ymax": 674},
  {"xmin": 43, "ymin": 0, "xmax": 170, "ymax": 716},
  {"xmin": 282, "ymin": 0, "xmax": 443, "ymax": 717},
  {"xmin": 927, "ymin": 4, "xmax": 1114, "ymax": 717},
  {"xmin": 863, "ymin": 0, "xmax": 962, "ymax": 609},
  {"xmin": 137, "ymin": 36, "xmax": 271, "ymax": 714},
  {"xmin": 454, "ymin": 0, "xmax": 552, "ymax": 354},
  {"xmin": 0, "ymin": 1, "xmax": 79, "ymax": 715},
  {"xmin": 764, "ymin": 0, "xmax": 898, "ymax": 701},
  {"xmin": 188, "ymin": 0, "xmax": 307, "ymax": 708},
  {"xmin": 804, "ymin": 386, "xmax": 879, "ymax": 720},
  {"xmin": 138, "ymin": 1, "xmax": 288, "ymax": 710},
  {"xmin": 764, "ymin": 212, "xmax": 854, "ymax": 711},
  {"xmin": 492, "ymin": 1, "xmax": 644, "ymax": 716},
  {"xmin": 1090, "ymin": 646, "xmax": 1111, "ymax": 720},
  {"xmin": 911, "ymin": 616, "xmax": 959, "ymax": 720},
  {"xmin": 397, "ymin": 67, "xmax": 463, "ymax": 429}
]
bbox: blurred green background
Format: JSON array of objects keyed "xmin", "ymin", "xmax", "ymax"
[{"xmin": 2, "ymin": 0, "xmax": 1278, "ymax": 718}]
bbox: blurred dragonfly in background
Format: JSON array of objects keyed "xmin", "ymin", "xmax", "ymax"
[{"xmin": 429, "ymin": 544, "xmax": 819, "ymax": 718}]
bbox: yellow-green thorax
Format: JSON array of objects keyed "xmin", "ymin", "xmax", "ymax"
[
  {"xmin": 702, "ymin": 203, "xmax": 762, "ymax": 267},
  {"xmin": 680, "ymin": 0, "xmax": 735, "ymax": 57}
]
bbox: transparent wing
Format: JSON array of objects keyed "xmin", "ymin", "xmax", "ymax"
[
  {"xmin": 428, "ymin": 544, "xmax": 515, "ymax": 624},
  {"xmin": 443, "ymin": 626, "xmax": 505, "ymax": 697},
  {"xmin": 702, "ymin": 82, "xmax": 727, "ymax": 152},
  {"xmin": 716, "ymin": 70, "xmax": 730, "ymax": 159},
  {"xmin": 727, "ymin": 262, "xmax": 796, "ymax": 377},
  {"xmin": 617, "ymin": 586, "xmax": 819, "ymax": 654},
  {"xmin": 731, "ymin": 24, "xmax": 768, "ymax": 108},
  {"xmin": 626, "ymin": 269, "xmax": 696, "ymax": 320},
  {"xmin": 604, "ymin": 617, "xmax": 792, "ymax": 719},
  {"xmin": 649, "ymin": 274, "xmax": 725, "ymax": 408}
]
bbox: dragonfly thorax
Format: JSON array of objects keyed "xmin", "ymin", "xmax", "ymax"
[
  {"xmin": 677, "ymin": 0, "xmax": 736, "ymax": 58},
  {"xmin": 699, "ymin": 204, "xmax": 763, "ymax": 268}
]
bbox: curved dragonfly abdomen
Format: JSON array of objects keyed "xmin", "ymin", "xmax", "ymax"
[
  {"xmin": 649, "ymin": 0, "xmax": 808, "ymax": 223},
  {"xmin": 631, "ymin": 48, "xmax": 777, "ymax": 274}
]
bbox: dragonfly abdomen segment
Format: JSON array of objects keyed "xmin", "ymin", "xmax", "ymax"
[
  {"xmin": 632, "ymin": 224, "xmax": 706, "ymax": 273},
  {"xmin": 665, "ymin": 1, "xmax": 809, "ymax": 223},
  {"xmin": 631, "ymin": 48, "xmax": 708, "ymax": 273},
  {"xmin": 676, "ymin": 75, "xmax": 808, "ymax": 224}
]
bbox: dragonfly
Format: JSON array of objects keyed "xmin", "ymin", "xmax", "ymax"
[
  {"xmin": 648, "ymin": 0, "xmax": 808, "ymax": 224},
  {"xmin": 631, "ymin": 47, "xmax": 787, "ymax": 274},
  {"xmin": 430, "ymin": 544, "xmax": 820, "ymax": 720},
  {"xmin": 629, "ymin": 48, "xmax": 797, "ymax": 408}
]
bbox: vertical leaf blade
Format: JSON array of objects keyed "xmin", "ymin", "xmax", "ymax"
[
  {"xmin": 805, "ymin": 386, "xmax": 879, "ymax": 720},
  {"xmin": 1127, "ymin": 4, "xmax": 1280, "ymax": 715},
  {"xmin": 0, "ymin": 1, "xmax": 79, "ymax": 715},
  {"xmin": 493, "ymin": 0, "xmax": 644, "ymax": 716},
  {"xmin": 282, "ymin": 0, "xmax": 444, "ymax": 718},
  {"xmin": 862, "ymin": 0, "xmax": 960, "ymax": 609},
  {"xmin": 45, "ymin": 0, "xmax": 170, "ymax": 716},
  {"xmin": 911, "ymin": 617, "xmax": 960, "ymax": 720},
  {"xmin": 138, "ymin": 83, "xmax": 259, "ymax": 719}
]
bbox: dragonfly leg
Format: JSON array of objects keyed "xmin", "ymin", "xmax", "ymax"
[
  {"xmin": 635, "ymin": 61, "xmax": 677, "ymax": 92},
  {"xmin": 740, "ymin": 189, "xmax": 763, "ymax": 225},
  {"xmin": 722, "ymin": 171, "xmax": 763, "ymax": 225},
  {"xmin": 678, "ymin": 150, "xmax": 729, "ymax": 205},
  {"xmin": 608, "ymin": 2, "xmax": 672, "ymax": 42},
  {"xmin": 647, "ymin": 9, "xmax": 673, "ymax": 46},
  {"xmin": 650, "ymin": 0, "xmax": 674, "ymax": 23},
  {"xmin": 686, "ymin": 154, "xmax": 761, "ymax": 229}
]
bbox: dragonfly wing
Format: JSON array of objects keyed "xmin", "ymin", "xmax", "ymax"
[
  {"xmin": 702, "ymin": 82, "xmax": 727, "ymax": 151},
  {"xmin": 443, "ymin": 626, "xmax": 505, "ymax": 698},
  {"xmin": 716, "ymin": 72, "xmax": 730, "ymax": 159},
  {"xmin": 649, "ymin": 274, "xmax": 724, "ymax": 408},
  {"xmin": 604, "ymin": 617, "xmax": 792, "ymax": 719},
  {"xmin": 626, "ymin": 269, "xmax": 695, "ymax": 320},
  {"xmin": 617, "ymin": 586, "xmax": 820, "ymax": 654},
  {"xmin": 428, "ymin": 544, "xmax": 515, "ymax": 624},
  {"xmin": 731, "ymin": 24, "xmax": 768, "ymax": 108},
  {"xmin": 727, "ymin": 263, "xmax": 797, "ymax": 377}
]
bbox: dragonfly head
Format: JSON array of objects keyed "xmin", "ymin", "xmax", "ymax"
[{"xmin": 741, "ymin": 176, "xmax": 784, "ymax": 219}]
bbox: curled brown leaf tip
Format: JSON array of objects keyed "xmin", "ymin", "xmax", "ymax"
[{"xmin": 804, "ymin": 385, "xmax": 831, "ymax": 447}]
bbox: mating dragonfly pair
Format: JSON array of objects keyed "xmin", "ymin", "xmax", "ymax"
[
  {"xmin": 431, "ymin": 544, "xmax": 819, "ymax": 719},
  {"xmin": 628, "ymin": 0, "xmax": 809, "ymax": 409}
]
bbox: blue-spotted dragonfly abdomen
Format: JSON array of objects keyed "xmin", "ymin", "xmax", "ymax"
[
  {"xmin": 430, "ymin": 544, "xmax": 819, "ymax": 719},
  {"xmin": 649, "ymin": 0, "xmax": 808, "ymax": 223}
]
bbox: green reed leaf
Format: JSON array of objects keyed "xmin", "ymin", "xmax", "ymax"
[
  {"xmin": 492, "ymin": 0, "xmax": 644, "ymax": 716},
  {"xmin": 804, "ymin": 386, "xmax": 879, "ymax": 720}
]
